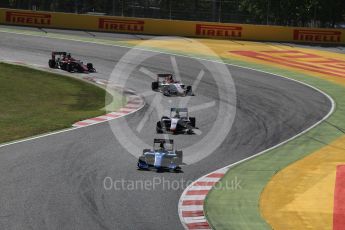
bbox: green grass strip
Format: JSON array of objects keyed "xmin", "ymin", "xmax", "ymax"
[{"xmin": 0, "ymin": 63, "xmax": 120, "ymax": 144}]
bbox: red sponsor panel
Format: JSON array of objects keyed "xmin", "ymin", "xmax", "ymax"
[
  {"xmin": 230, "ymin": 50, "xmax": 345, "ymax": 78},
  {"xmin": 333, "ymin": 165, "xmax": 345, "ymax": 230},
  {"xmin": 293, "ymin": 29, "xmax": 341, "ymax": 43},
  {"xmin": 196, "ymin": 24, "xmax": 242, "ymax": 38},
  {"xmin": 99, "ymin": 18, "xmax": 144, "ymax": 32},
  {"xmin": 5, "ymin": 11, "xmax": 51, "ymax": 25}
]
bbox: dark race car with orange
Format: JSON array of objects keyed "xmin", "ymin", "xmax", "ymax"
[{"xmin": 48, "ymin": 52, "xmax": 96, "ymax": 73}]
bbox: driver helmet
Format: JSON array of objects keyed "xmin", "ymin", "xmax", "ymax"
[
  {"xmin": 174, "ymin": 110, "xmax": 180, "ymax": 118},
  {"xmin": 160, "ymin": 142, "xmax": 165, "ymax": 150}
]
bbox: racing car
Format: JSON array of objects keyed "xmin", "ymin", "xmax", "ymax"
[
  {"xmin": 156, "ymin": 108, "xmax": 196, "ymax": 135},
  {"xmin": 48, "ymin": 52, "xmax": 96, "ymax": 73},
  {"xmin": 137, "ymin": 139, "xmax": 183, "ymax": 172},
  {"xmin": 151, "ymin": 74, "xmax": 194, "ymax": 96}
]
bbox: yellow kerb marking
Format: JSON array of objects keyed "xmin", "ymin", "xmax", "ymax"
[{"xmin": 260, "ymin": 135, "xmax": 345, "ymax": 230}]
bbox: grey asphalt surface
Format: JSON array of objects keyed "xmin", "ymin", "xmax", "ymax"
[{"xmin": 0, "ymin": 27, "xmax": 332, "ymax": 230}]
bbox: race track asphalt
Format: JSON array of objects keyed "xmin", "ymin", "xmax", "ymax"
[{"xmin": 0, "ymin": 28, "xmax": 332, "ymax": 230}]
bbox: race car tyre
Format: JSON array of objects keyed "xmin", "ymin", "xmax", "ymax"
[
  {"xmin": 189, "ymin": 117, "xmax": 196, "ymax": 128},
  {"xmin": 187, "ymin": 129, "xmax": 194, "ymax": 135},
  {"xmin": 151, "ymin": 82, "xmax": 159, "ymax": 91},
  {"xmin": 60, "ymin": 63, "xmax": 67, "ymax": 70},
  {"xmin": 163, "ymin": 88, "xmax": 171, "ymax": 96},
  {"xmin": 87, "ymin": 63, "xmax": 93, "ymax": 70},
  {"xmin": 173, "ymin": 166, "xmax": 182, "ymax": 173},
  {"xmin": 48, "ymin": 59, "xmax": 56, "ymax": 68},
  {"xmin": 66, "ymin": 63, "xmax": 72, "ymax": 72},
  {"xmin": 137, "ymin": 160, "xmax": 149, "ymax": 170},
  {"xmin": 186, "ymin": 86, "xmax": 194, "ymax": 96},
  {"xmin": 156, "ymin": 121, "xmax": 163, "ymax": 134},
  {"xmin": 156, "ymin": 168, "xmax": 164, "ymax": 173},
  {"xmin": 87, "ymin": 63, "xmax": 95, "ymax": 72},
  {"xmin": 142, "ymin": 149, "xmax": 151, "ymax": 154},
  {"xmin": 75, "ymin": 65, "xmax": 82, "ymax": 73},
  {"xmin": 137, "ymin": 162, "xmax": 142, "ymax": 169}
]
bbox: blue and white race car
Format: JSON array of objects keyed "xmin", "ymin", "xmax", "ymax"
[
  {"xmin": 137, "ymin": 139, "xmax": 183, "ymax": 172},
  {"xmin": 156, "ymin": 108, "xmax": 196, "ymax": 135}
]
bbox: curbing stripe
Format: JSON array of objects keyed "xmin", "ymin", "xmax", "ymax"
[
  {"xmin": 105, "ymin": 113, "xmax": 121, "ymax": 118},
  {"xmin": 89, "ymin": 117, "xmax": 107, "ymax": 122},
  {"xmin": 186, "ymin": 190, "xmax": 209, "ymax": 195},
  {"xmin": 178, "ymin": 167, "xmax": 228, "ymax": 229},
  {"xmin": 186, "ymin": 221, "xmax": 211, "ymax": 230},
  {"xmin": 74, "ymin": 121, "xmax": 90, "ymax": 126},
  {"xmin": 206, "ymin": 173, "xmax": 225, "ymax": 178},
  {"xmin": 97, "ymin": 115, "xmax": 115, "ymax": 120},
  {"xmin": 189, "ymin": 186, "xmax": 213, "ymax": 190},
  {"xmin": 181, "ymin": 195, "xmax": 207, "ymax": 200},
  {"xmin": 119, "ymin": 108, "xmax": 135, "ymax": 113},
  {"xmin": 193, "ymin": 182, "xmax": 217, "ymax": 186},
  {"xmin": 333, "ymin": 165, "xmax": 345, "ymax": 230},
  {"xmin": 182, "ymin": 200, "xmax": 204, "ymax": 206},
  {"xmin": 182, "ymin": 211, "xmax": 205, "ymax": 217},
  {"xmin": 71, "ymin": 78, "xmax": 144, "ymax": 127},
  {"xmin": 180, "ymin": 205, "xmax": 204, "ymax": 211}
]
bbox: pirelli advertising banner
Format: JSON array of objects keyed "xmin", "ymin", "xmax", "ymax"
[{"xmin": 1, "ymin": 8, "xmax": 344, "ymax": 44}]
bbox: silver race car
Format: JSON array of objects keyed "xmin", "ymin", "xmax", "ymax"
[
  {"xmin": 156, "ymin": 108, "xmax": 196, "ymax": 135},
  {"xmin": 137, "ymin": 139, "xmax": 183, "ymax": 172},
  {"xmin": 151, "ymin": 74, "xmax": 194, "ymax": 97}
]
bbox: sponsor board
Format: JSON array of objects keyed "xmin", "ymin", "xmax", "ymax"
[
  {"xmin": 196, "ymin": 24, "xmax": 242, "ymax": 38},
  {"xmin": 99, "ymin": 18, "xmax": 144, "ymax": 32},
  {"xmin": 293, "ymin": 29, "xmax": 341, "ymax": 43},
  {"xmin": 5, "ymin": 11, "xmax": 51, "ymax": 25},
  {"xmin": 0, "ymin": 8, "xmax": 344, "ymax": 44}
]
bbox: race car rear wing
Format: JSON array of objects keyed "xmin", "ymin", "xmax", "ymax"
[
  {"xmin": 171, "ymin": 108, "xmax": 188, "ymax": 113},
  {"xmin": 170, "ymin": 108, "xmax": 188, "ymax": 118},
  {"xmin": 51, "ymin": 52, "xmax": 67, "ymax": 59},
  {"xmin": 153, "ymin": 139, "xmax": 174, "ymax": 144},
  {"xmin": 52, "ymin": 52, "xmax": 67, "ymax": 55},
  {"xmin": 157, "ymin": 74, "xmax": 173, "ymax": 78}
]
